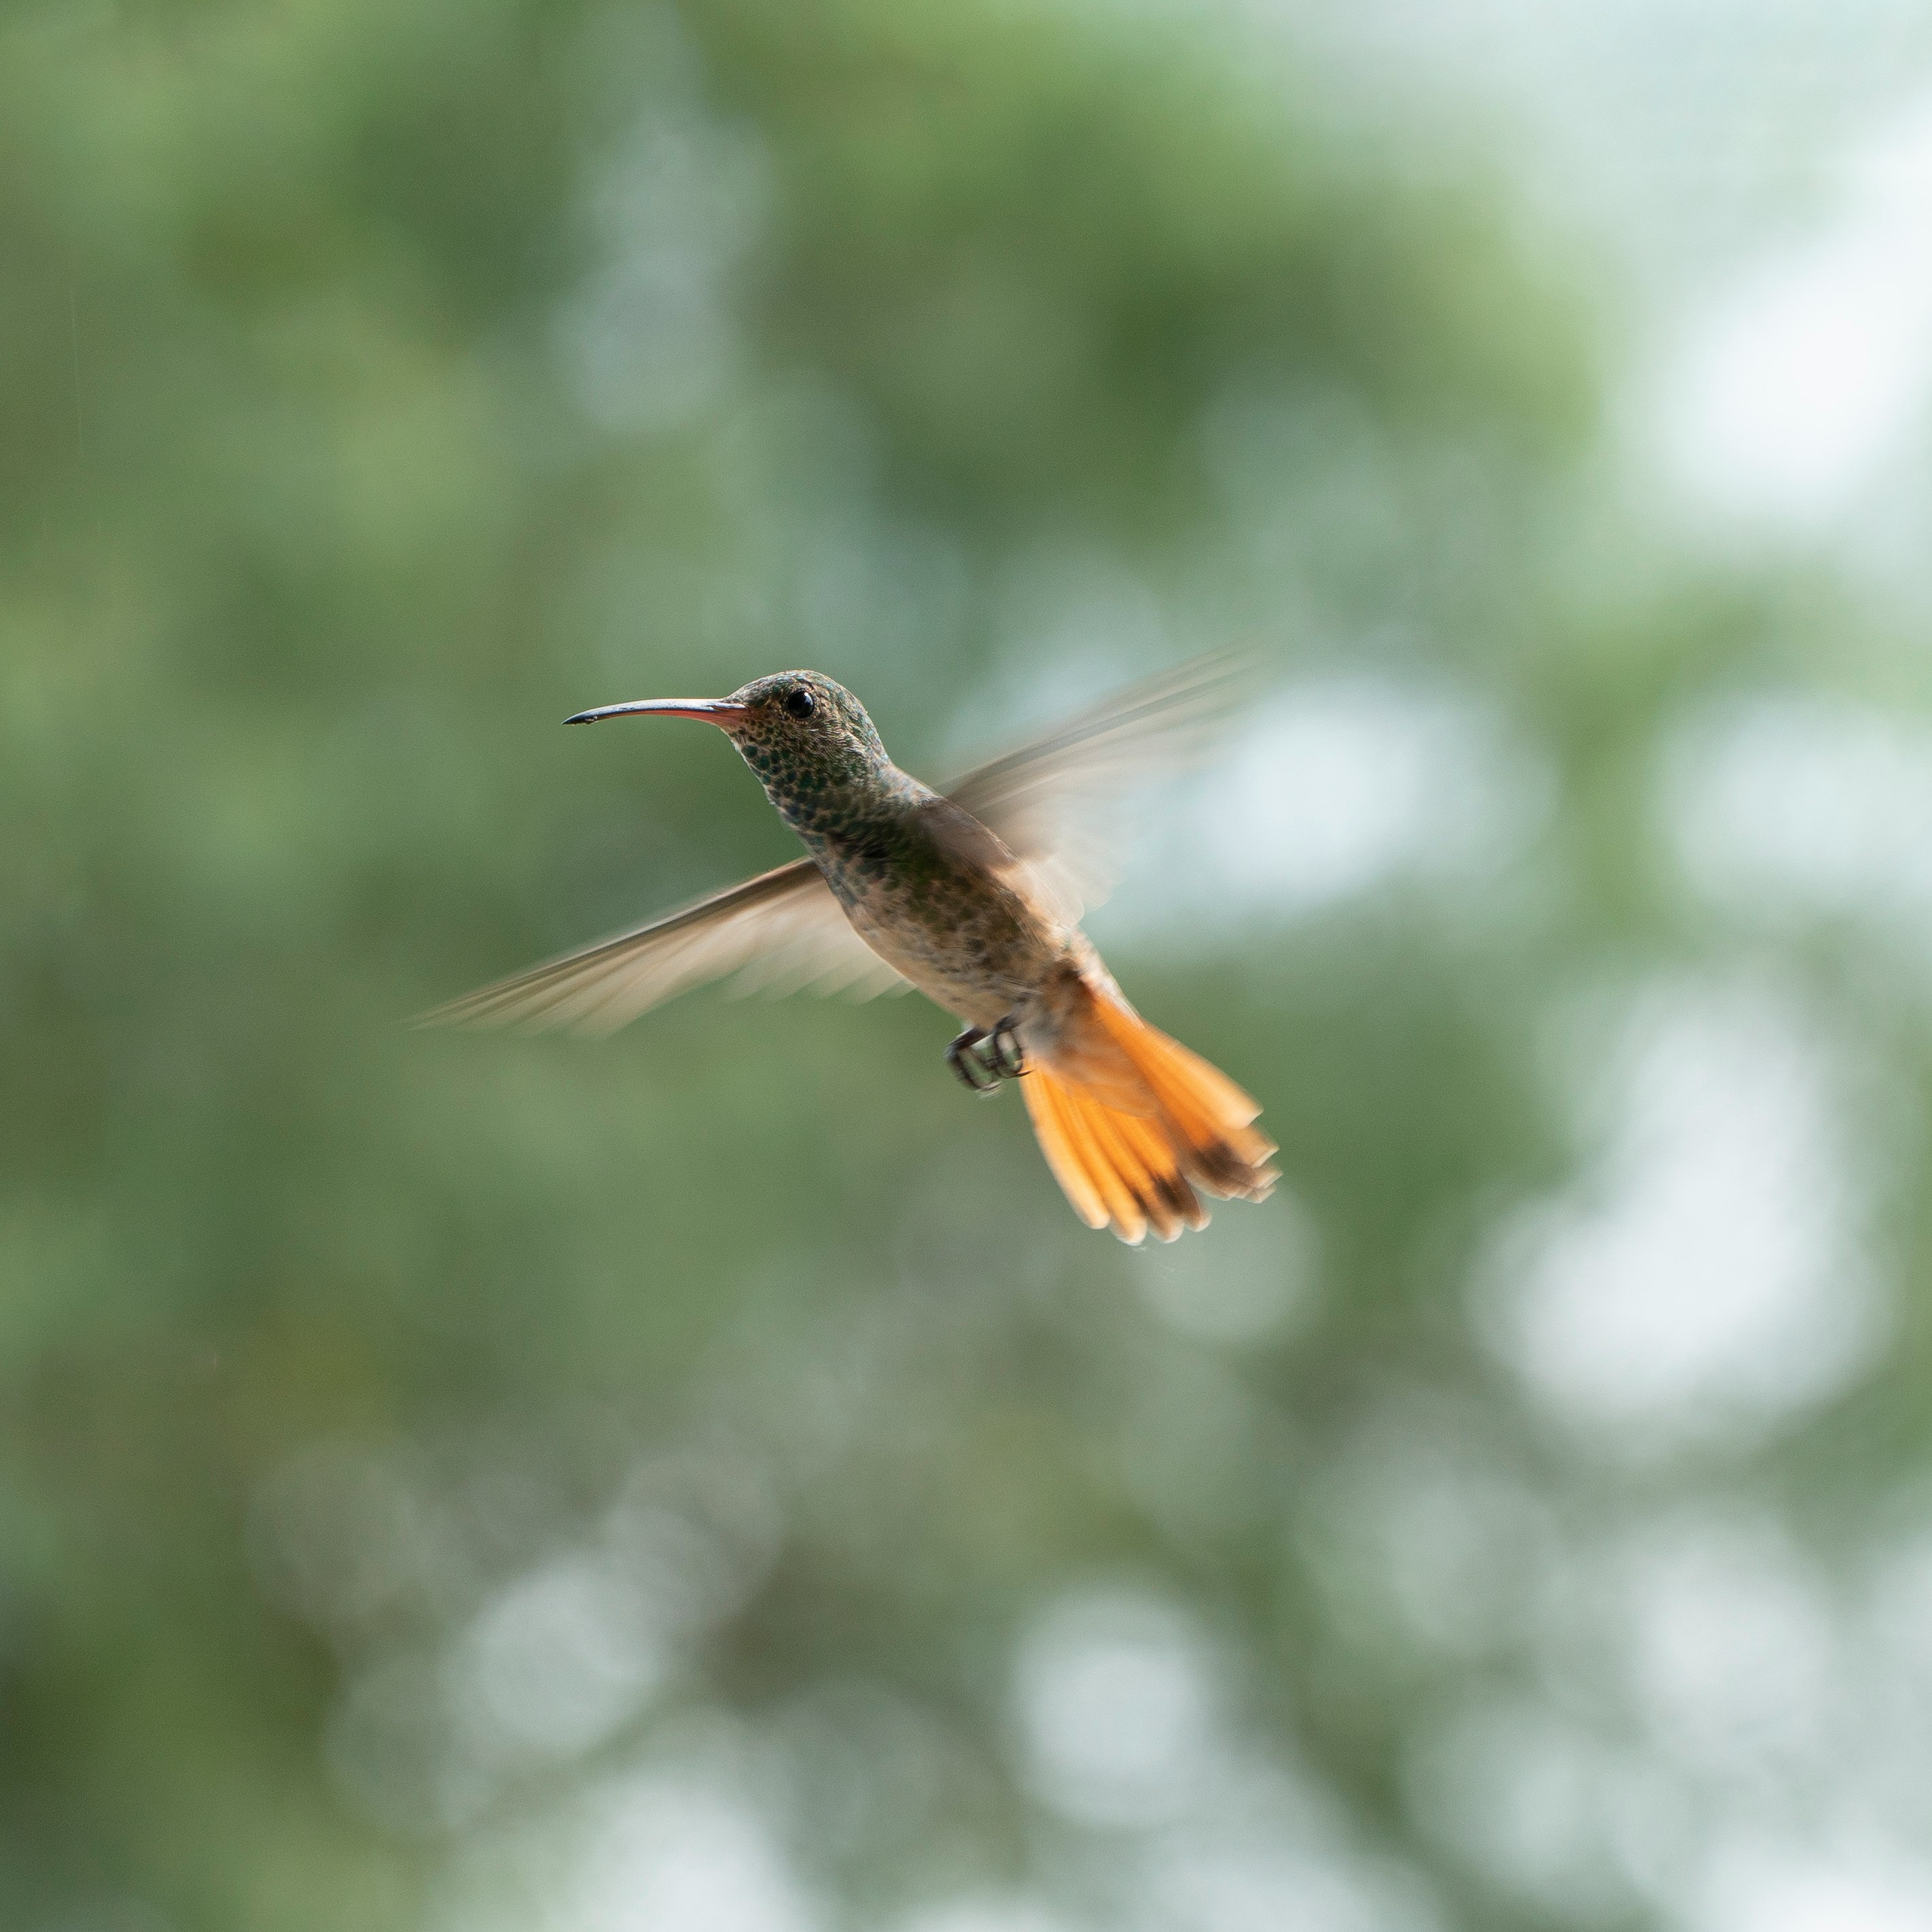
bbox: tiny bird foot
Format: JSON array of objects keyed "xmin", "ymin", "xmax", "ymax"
[
  {"xmin": 945, "ymin": 1026, "xmax": 1000, "ymax": 1094},
  {"xmin": 987, "ymin": 1016, "xmax": 1026, "ymax": 1080}
]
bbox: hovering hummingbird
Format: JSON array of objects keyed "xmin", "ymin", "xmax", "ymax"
[{"xmin": 424, "ymin": 660, "xmax": 1276, "ymax": 1242}]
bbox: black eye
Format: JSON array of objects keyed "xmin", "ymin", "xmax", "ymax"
[{"xmin": 783, "ymin": 687, "xmax": 817, "ymax": 719}]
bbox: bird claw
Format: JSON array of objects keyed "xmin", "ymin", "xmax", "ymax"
[
  {"xmin": 987, "ymin": 1018, "xmax": 1026, "ymax": 1080},
  {"xmin": 946, "ymin": 1028, "xmax": 999, "ymax": 1094},
  {"xmin": 944, "ymin": 1018, "xmax": 1026, "ymax": 1096}
]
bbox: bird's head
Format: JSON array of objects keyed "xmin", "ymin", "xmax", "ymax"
[{"xmin": 567, "ymin": 670, "xmax": 895, "ymax": 826}]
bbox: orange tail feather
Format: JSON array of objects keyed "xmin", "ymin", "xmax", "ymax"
[{"xmin": 1022, "ymin": 979, "xmax": 1276, "ymax": 1244}]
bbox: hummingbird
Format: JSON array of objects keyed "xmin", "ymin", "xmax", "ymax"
[{"xmin": 424, "ymin": 660, "xmax": 1277, "ymax": 1242}]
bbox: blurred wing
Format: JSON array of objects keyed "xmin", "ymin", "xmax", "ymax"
[
  {"xmin": 946, "ymin": 650, "xmax": 1250, "ymax": 924},
  {"xmin": 418, "ymin": 859, "xmax": 907, "ymax": 1038}
]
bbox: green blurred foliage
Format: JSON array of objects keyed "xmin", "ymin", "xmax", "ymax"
[{"xmin": 5, "ymin": 3, "xmax": 1930, "ymax": 1931}]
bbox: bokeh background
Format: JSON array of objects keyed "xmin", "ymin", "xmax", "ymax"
[{"xmin": 9, "ymin": 2, "xmax": 1932, "ymax": 1929}]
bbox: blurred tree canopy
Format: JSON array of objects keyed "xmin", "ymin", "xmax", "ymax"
[{"xmin": 6, "ymin": 3, "xmax": 1931, "ymax": 1931}]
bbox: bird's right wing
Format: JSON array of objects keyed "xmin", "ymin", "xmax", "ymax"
[
  {"xmin": 946, "ymin": 651, "xmax": 1249, "ymax": 924},
  {"xmin": 416, "ymin": 858, "xmax": 906, "ymax": 1038}
]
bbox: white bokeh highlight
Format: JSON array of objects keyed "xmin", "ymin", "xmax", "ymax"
[
  {"xmin": 1653, "ymin": 91, "xmax": 1932, "ymax": 528},
  {"xmin": 1669, "ymin": 692, "xmax": 1932, "ymax": 952},
  {"xmin": 1095, "ymin": 675, "xmax": 1547, "ymax": 950},
  {"xmin": 450, "ymin": 1554, "xmax": 663, "ymax": 1764},
  {"xmin": 1478, "ymin": 981, "xmax": 1886, "ymax": 1448},
  {"xmin": 1012, "ymin": 1591, "xmax": 1221, "ymax": 1827}
]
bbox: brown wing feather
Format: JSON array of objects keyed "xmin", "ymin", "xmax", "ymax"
[
  {"xmin": 946, "ymin": 651, "xmax": 1251, "ymax": 923},
  {"xmin": 417, "ymin": 859, "xmax": 905, "ymax": 1038}
]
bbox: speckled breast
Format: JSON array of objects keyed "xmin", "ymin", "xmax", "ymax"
[
  {"xmin": 742, "ymin": 742, "xmax": 1073, "ymax": 1026},
  {"xmin": 838, "ymin": 867, "xmax": 1059, "ymax": 1026}
]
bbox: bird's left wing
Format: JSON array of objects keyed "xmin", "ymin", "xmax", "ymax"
[{"xmin": 417, "ymin": 857, "xmax": 906, "ymax": 1037}]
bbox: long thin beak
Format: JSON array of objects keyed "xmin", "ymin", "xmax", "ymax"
[{"xmin": 564, "ymin": 698, "xmax": 752, "ymax": 727}]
